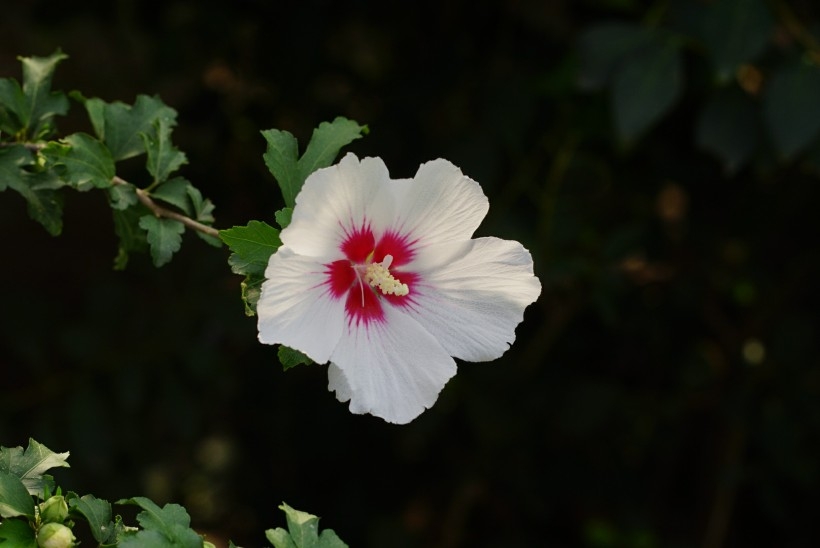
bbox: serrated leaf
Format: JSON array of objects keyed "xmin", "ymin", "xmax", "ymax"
[
  {"xmin": 112, "ymin": 205, "xmax": 150, "ymax": 270},
  {"xmin": 269, "ymin": 503, "xmax": 348, "ymax": 548},
  {"xmin": 139, "ymin": 215, "xmax": 185, "ymax": 267},
  {"xmin": 18, "ymin": 50, "xmax": 70, "ymax": 139},
  {"xmin": 275, "ymin": 207, "xmax": 293, "ymax": 230},
  {"xmin": 0, "ymin": 517, "xmax": 37, "ymax": 547},
  {"xmin": 117, "ymin": 497, "xmax": 202, "ymax": 548},
  {"xmin": 612, "ymin": 42, "xmax": 683, "ymax": 144},
  {"xmin": 696, "ymin": 0, "xmax": 773, "ymax": 83},
  {"xmin": 109, "ymin": 183, "xmax": 139, "ymax": 210},
  {"xmin": 0, "ymin": 472, "xmax": 36, "ymax": 518},
  {"xmin": 576, "ymin": 22, "xmax": 655, "ymax": 90},
  {"xmin": 239, "ymin": 274, "xmax": 264, "ymax": 316},
  {"xmin": 278, "ymin": 346, "xmax": 314, "ymax": 371},
  {"xmin": 219, "ymin": 221, "xmax": 281, "ymax": 275},
  {"xmin": 0, "ymin": 144, "xmax": 32, "ymax": 192},
  {"xmin": 76, "ymin": 94, "xmax": 177, "ymax": 161},
  {"xmin": 262, "ymin": 117, "xmax": 366, "ymax": 207},
  {"xmin": 42, "ymin": 132, "xmax": 115, "ymax": 190},
  {"xmin": 0, "ymin": 439, "xmax": 70, "ymax": 496},
  {"xmin": 141, "ymin": 116, "xmax": 187, "ymax": 183},
  {"xmin": 763, "ymin": 61, "xmax": 820, "ymax": 159},
  {"xmin": 0, "ymin": 78, "xmax": 26, "ymax": 135},
  {"xmin": 261, "ymin": 129, "xmax": 300, "ymax": 207},
  {"xmin": 696, "ymin": 88, "xmax": 759, "ymax": 174},
  {"xmin": 21, "ymin": 185, "xmax": 63, "ymax": 236},
  {"xmin": 150, "ymin": 177, "xmax": 193, "ymax": 214},
  {"xmin": 298, "ymin": 117, "xmax": 368, "ymax": 181},
  {"xmin": 67, "ymin": 493, "xmax": 118, "ymax": 545}
]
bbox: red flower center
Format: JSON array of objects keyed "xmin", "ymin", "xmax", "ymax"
[{"xmin": 325, "ymin": 225, "xmax": 418, "ymax": 325}]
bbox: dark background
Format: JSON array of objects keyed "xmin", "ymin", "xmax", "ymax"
[{"xmin": 2, "ymin": 1, "xmax": 820, "ymax": 546}]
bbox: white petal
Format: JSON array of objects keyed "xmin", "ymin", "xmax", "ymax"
[
  {"xmin": 282, "ymin": 153, "xmax": 396, "ymax": 259},
  {"xmin": 390, "ymin": 159, "xmax": 489, "ymax": 247},
  {"xmin": 404, "ymin": 237, "xmax": 541, "ymax": 362},
  {"xmin": 257, "ymin": 247, "xmax": 346, "ymax": 364},
  {"xmin": 327, "ymin": 306, "xmax": 457, "ymax": 424}
]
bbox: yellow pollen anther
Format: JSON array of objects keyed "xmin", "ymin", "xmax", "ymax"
[{"xmin": 365, "ymin": 254, "xmax": 409, "ymax": 296}]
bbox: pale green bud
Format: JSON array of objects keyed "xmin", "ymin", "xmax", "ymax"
[
  {"xmin": 37, "ymin": 522, "xmax": 75, "ymax": 548},
  {"xmin": 39, "ymin": 495, "xmax": 68, "ymax": 524}
]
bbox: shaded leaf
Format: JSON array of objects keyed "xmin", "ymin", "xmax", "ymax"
[
  {"xmin": 0, "ymin": 472, "xmax": 35, "ymax": 518},
  {"xmin": 109, "ymin": 183, "xmax": 139, "ymax": 210},
  {"xmin": 112, "ymin": 205, "xmax": 150, "ymax": 270},
  {"xmin": 219, "ymin": 221, "xmax": 281, "ymax": 275},
  {"xmin": 42, "ymin": 132, "xmax": 115, "ymax": 190},
  {"xmin": 117, "ymin": 497, "xmax": 202, "ymax": 548},
  {"xmin": 0, "ymin": 78, "xmax": 26, "ymax": 135},
  {"xmin": 139, "ymin": 215, "xmax": 185, "ymax": 267},
  {"xmin": 0, "ymin": 144, "xmax": 32, "ymax": 192},
  {"xmin": 150, "ymin": 177, "xmax": 193, "ymax": 214},
  {"xmin": 278, "ymin": 346, "xmax": 314, "ymax": 371},
  {"xmin": 261, "ymin": 129, "xmax": 300, "ymax": 207},
  {"xmin": 141, "ymin": 116, "xmax": 187, "ymax": 183},
  {"xmin": 696, "ymin": 87, "xmax": 760, "ymax": 174},
  {"xmin": 763, "ymin": 60, "xmax": 820, "ymax": 159},
  {"xmin": 67, "ymin": 493, "xmax": 120, "ymax": 545},
  {"xmin": 18, "ymin": 50, "xmax": 69, "ymax": 139},
  {"xmin": 266, "ymin": 503, "xmax": 348, "ymax": 548},
  {"xmin": 577, "ymin": 22, "xmax": 655, "ymax": 90},
  {"xmin": 612, "ymin": 42, "xmax": 683, "ymax": 143},
  {"xmin": 0, "ymin": 517, "xmax": 37, "ymax": 547},
  {"xmin": 0, "ymin": 439, "xmax": 70, "ymax": 496}
]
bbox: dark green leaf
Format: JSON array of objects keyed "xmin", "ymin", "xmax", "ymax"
[
  {"xmin": 239, "ymin": 274, "xmax": 265, "ymax": 317},
  {"xmin": 219, "ymin": 221, "xmax": 281, "ymax": 275},
  {"xmin": 0, "ymin": 439, "xmax": 70, "ymax": 496},
  {"xmin": 261, "ymin": 128, "xmax": 300, "ymax": 207},
  {"xmin": 112, "ymin": 205, "xmax": 150, "ymax": 270},
  {"xmin": 577, "ymin": 22, "xmax": 655, "ymax": 90},
  {"xmin": 696, "ymin": 0, "xmax": 773, "ymax": 83},
  {"xmin": 696, "ymin": 87, "xmax": 759, "ymax": 174},
  {"xmin": 278, "ymin": 346, "xmax": 314, "ymax": 371},
  {"xmin": 612, "ymin": 42, "xmax": 683, "ymax": 143},
  {"xmin": 67, "ymin": 493, "xmax": 119, "ymax": 545},
  {"xmin": 298, "ymin": 117, "xmax": 368, "ymax": 181},
  {"xmin": 0, "ymin": 144, "xmax": 32, "ymax": 192},
  {"xmin": 150, "ymin": 177, "xmax": 193, "ymax": 214},
  {"xmin": 275, "ymin": 207, "xmax": 293, "ymax": 230},
  {"xmin": 109, "ymin": 183, "xmax": 139, "ymax": 210},
  {"xmin": 138, "ymin": 215, "xmax": 185, "ymax": 267},
  {"xmin": 0, "ymin": 78, "xmax": 26, "ymax": 135},
  {"xmin": 76, "ymin": 94, "xmax": 177, "ymax": 161},
  {"xmin": 763, "ymin": 61, "xmax": 820, "ymax": 159},
  {"xmin": 0, "ymin": 472, "xmax": 35, "ymax": 518},
  {"xmin": 262, "ymin": 117, "xmax": 366, "ymax": 207},
  {"xmin": 18, "ymin": 50, "xmax": 69, "ymax": 139},
  {"xmin": 42, "ymin": 133, "xmax": 115, "ymax": 190},
  {"xmin": 117, "ymin": 497, "xmax": 202, "ymax": 548},
  {"xmin": 0, "ymin": 517, "xmax": 37, "ymax": 547},
  {"xmin": 141, "ymin": 116, "xmax": 187, "ymax": 183}
]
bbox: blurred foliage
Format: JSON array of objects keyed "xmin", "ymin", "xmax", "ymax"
[{"xmin": 2, "ymin": 0, "xmax": 820, "ymax": 547}]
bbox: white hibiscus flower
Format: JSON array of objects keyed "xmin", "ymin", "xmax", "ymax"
[{"xmin": 257, "ymin": 153, "xmax": 541, "ymax": 424}]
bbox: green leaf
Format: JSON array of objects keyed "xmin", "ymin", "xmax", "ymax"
[
  {"xmin": 42, "ymin": 133, "xmax": 115, "ymax": 190},
  {"xmin": 0, "ymin": 439, "xmax": 70, "ymax": 496},
  {"xmin": 0, "ymin": 78, "xmax": 26, "ymax": 135},
  {"xmin": 278, "ymin": 346, "xmax": 314, "ymax": 371},
  {"xmin": 695, "ymin": 0, "xmax": 773, "ymax": 83},
  {"xmin": 266, "ymin": 503, "xmax": 348, "ymax": 548},
  {"xmin": 219, "ymin": 221, "xmax": 281, "ymax": 275},
  {"xmin": 612, "ymin": 41, "xmax": 683, "ymax": 144},
  {"xmin": 763, "ymin": 60, "xmax": 820, "ymax": 160},
  {"xmin": 109, "ymin": 183, "xmax": 139, "ymax": 210},
  {"xmin": 139, "ymin": 215, "xmax": 185, "ymax": 267},
  {"xmin": 239, "ymin": 274, "xmax": 265, "ymax": 316},
  {"xmin": 67, "ymin": 493, "xmax": 120, "ymax": 545},
  {"xmin": 112, "ymin": 205, "xmax": 150, "ymax": 270},
  {"xmin": 261, "ymin": 129, "xmax": 300, "ymax": 207},
  {"xmin": 576, "ymin": 22, "xmax": 655, "ymax": 90},
  {"xmin": 262, "ymin": 117, "xmax": 367, "ymax": 207},
  {"xmin": 117, "ymin": 497, "xmax": 203, "ymax": 548},
  {"xmin": 141, "ymin": 116, "xmax": 187, "ymax": 183},
  {"xmin": 19, "ymin": 184, "xmax": 63, "ymax": 236},
  {"xmin": 696, "ymin": 87, "xmax": 760, "ymax": 174},
  {"xmin": 0, "ymin": 144, "xmax": 32, "ymax": 192},
  {"xmin": 76, "ymin": 94, "xmax": 177, "ymax": 161},
  {"xmin": 275, "ymin": 207, "xmax": 293, "ymax": 230},
  {"xmin": 17, "ymin": 50, "xmax": 70, "ymax": 139},
  {"xmin": 150, "ymin": 177, "xmax": 193, "ymax": 214},
  {"xmin": 0, "ymin": 472, "xmax": 35, "ymax": 518},
  {"xmin": 0, "ymin": 517, "xmax": 37, "ymax": 547}
]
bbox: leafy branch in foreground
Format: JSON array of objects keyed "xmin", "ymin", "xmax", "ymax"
[
  {"xmin": 0, "ymin": 51, "xmax": 219, "ymax": 268},
  {"xmin": 0, "ymin": 439, "xmax": 348, "ymax": 548}
]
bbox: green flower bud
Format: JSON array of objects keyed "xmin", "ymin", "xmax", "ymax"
[
  {"xmin": 39, "ymin": 495, "xmax": 69, "ymax": 524},
  {"xmin": 37, "ymin": 522, "xmax": 75, "ymax": 548}
]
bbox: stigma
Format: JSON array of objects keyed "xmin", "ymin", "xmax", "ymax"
[{"xmin": 365, "ymin": 254, "xmax": 409, "ymax": 296}]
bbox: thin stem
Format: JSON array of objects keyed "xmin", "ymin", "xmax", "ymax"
[{"xmin": 112, "ymin": 176, "xmax": 221, "ymax": 239}]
